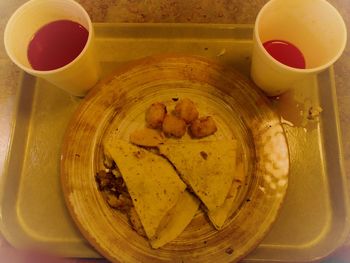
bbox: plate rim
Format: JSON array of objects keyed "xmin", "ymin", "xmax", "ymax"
[{"xmin": 60, "ymin": 54, "xmax": 290, "ymax": 263}]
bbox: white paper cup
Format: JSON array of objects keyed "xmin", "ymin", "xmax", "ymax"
[
  {"xmin": 4, "ymin": 0, "xmax": 100, "ymax": 97},
  {"xmin": 251, "ymin": 0, "xmax": 347, "ymax": 96}
]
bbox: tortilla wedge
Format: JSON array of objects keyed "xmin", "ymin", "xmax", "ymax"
[
  {"xmin": 158, "ymin": 140, "xmax": 237, "ymax": 212},
  {"xmin": 207, "ymin": 162, "xmax": 245, "ymax": 229},
  {"xmin": 151, "ymin": 191, "xmax": 200, "ymax": 248},
  {"xmin": 103, "ymin": 139, "xmax": 187, "ymax": 241}
]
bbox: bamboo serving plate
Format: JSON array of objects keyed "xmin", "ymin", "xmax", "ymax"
[{"xmin": 61, "ymin": 55, "xmax": 289, "ymax": 263}]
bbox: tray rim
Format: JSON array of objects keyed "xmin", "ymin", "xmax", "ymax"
[
  {"xmin": 0, "ymin": 73, "xmax": 100, "ymax": 257},
  {"xmin": 320, "ymin": 66, "xmax": 350, "ymax": 257},
  {"xmin": 0, "ymin": 22, "xmax": 348, "ymax": 262}
]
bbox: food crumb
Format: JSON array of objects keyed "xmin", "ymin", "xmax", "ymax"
[
  {"xmin": 225, "ymin": 247, "xmax": 234, "ymax": 255},
  {"xmin": 112, "ymin": 169, "xmax": 121, "ymax": 177},
  {"xmin": 200, "ymin": 151, "xmax": 208, "ymax": 160},
  {"xmin": 133, "ymin": 150, "xmax": 144, "ymax": 159},
  {"xmin": 103, "ymin": 156, "xmax": 114, "ymax": 169},
  {"xmin": 307, "ymin": 106, "xmax": 323, "ymax": 120},
  {"xmin": 217, "ymin": 48, "xmax": 226, "ymax": 57}
]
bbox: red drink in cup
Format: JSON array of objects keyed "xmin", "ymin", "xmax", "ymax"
[
  {"xmin": 251, "ymin": 0, "xmax": 347, "ymax": 96},
  {"xmin": 28, "ymin": 20, "xmax": 89, "ymax": 71},
  {"xmin": 4, "ymin": 0, "xmax": 100, "ymax": 97}
]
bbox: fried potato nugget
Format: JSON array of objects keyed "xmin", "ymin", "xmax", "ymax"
[
  {"xmin": 162, "ymin": 115, "xmax": 187, "ymax": 138},
  {"xmin": 174, "ymin": 98, "xmax": 199, "ymax": 123},
  {"xmin": 145, "ymin": 102, "xmax": 167, "ymax": 129},
  {"xmin": 190, "ymin": 116, "xmax": 217, "ymax": 138}
]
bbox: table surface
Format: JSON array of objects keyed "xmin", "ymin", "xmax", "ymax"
[{"xmin": 0, "ymin": 0, "xmax": 349, "ymax": 262}]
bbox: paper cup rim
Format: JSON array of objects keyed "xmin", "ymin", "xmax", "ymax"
[
  {"xmin": 254, "ymin": 0, "xmax": 347, "ymax": 74},
  {"xmin": 4, "ymin": 0, "xmax": 93, "ymax": 75}
]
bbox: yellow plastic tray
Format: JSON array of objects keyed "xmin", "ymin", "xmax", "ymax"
[{"xmin": 0, "ymin": 23, "xmax": 349, "ymax": 262}]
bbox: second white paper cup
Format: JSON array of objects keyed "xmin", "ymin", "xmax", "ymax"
[
  {"xmin": 4, "ymin": 0, "xmax": 100, "ymax": 97},
  {"xmin": 251, "ymin": 0, "xmax": 347, "ymax": 96}
]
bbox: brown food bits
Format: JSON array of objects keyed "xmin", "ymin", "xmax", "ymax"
[
  {"xmin": 95, "ymin": 170, "xmax": 128, "ymax": 195},
  {"xmin": 307, "ymin": 106, "xmax": 323, "ymax": 120},
  {"xmin": 133, "ymin": 150, "xmax": 145, "ymax": 159},
  {"xmin": 145, "ymin": 102, "xmax": 167, "ymax": 129},
  {"xmin": 128, "ymin": 207, "xmax": 147, "ymax": 237},
  {"xmin": 200, "ymin": 151, "xmax": 208, "ymax": 160},
  {"xmin": 106, "ymin": 194, "xmax": 119, "ymax": 207},
  {"xmin": 103, "ymin": 155, "xmax": 114, "ymax": 169},
  {"xmin": 112, "ymin": 169, "xmax": 121, "ymax": 178},
  {"xmin": 95, "ymin": 170, "xmax": 114, "ymax": 190},
  {"xmin": 225, "ymin": 247, "xmax": 234, "ymax": 255},
  {"xmin": 174, "ymin": 98, "xmax": 199, "ymax": 123},
  {"xmin": 162, "ymin": 114, "xmax": 187, "ymax": 138},
  {"xmin": 190, "ymin": 116, "xmax": 217, "ymax": 138},
  {"xmin": 106, "ymin": 193, "xmax": 132, "ymax": 211}
]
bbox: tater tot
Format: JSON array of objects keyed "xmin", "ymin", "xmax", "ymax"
[
  {"xmin": 162, "ymin": 115, "xmax": 187, "ymax": 138},
  {"xmin": 189, "ymin": 116, "xmax": 217, "ymax": 138},
  {"xmin": 145, "ymin": 102, "xmax": 167, "ymax": 129},
  {"xmin": 174, "ymin": 98, "xmax": 199, "ymax": 123}
]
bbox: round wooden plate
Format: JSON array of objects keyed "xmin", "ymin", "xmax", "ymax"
[{"xmin": 61, "ymin": 55, "xmax": 289, "ymax": 263}]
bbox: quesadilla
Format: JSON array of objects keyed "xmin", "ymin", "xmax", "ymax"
[
  {"xmin": 151, "ymin": 191, "xmax": 199, "ymax": 248},
  {"xmin": 103, "ymin": 139, "xmax": 199, "ymax": 247},
  {"xmin": 158, "ymin": 140, "xmax": 237, "ymax": 227},
  {"xmin": 207, "ymin": 162, "xmax": 245, "ymax": 229}
]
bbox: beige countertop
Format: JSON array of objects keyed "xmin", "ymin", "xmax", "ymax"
[{"xmin": 0, "ymin": 0, "xmax": 349, "ymax": 262}]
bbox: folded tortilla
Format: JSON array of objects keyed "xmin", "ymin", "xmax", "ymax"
[
  {"xmin": 207, "ymin": 162, "xmax": 245, "ymax": 229},
  {"xmin": 103, "ymin": 139, "xmax": 187, "ymax": 240},
  {"xmin": 158, "ymin": 140, "xmax": 237, "ymax": 223},
  {"xmin": 151, "ymin": 191, "xmax": 199, "ymax": 248},
  {"xmin": 104, "ymin": 139, "xmax": 199, "ymax": 248}
]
